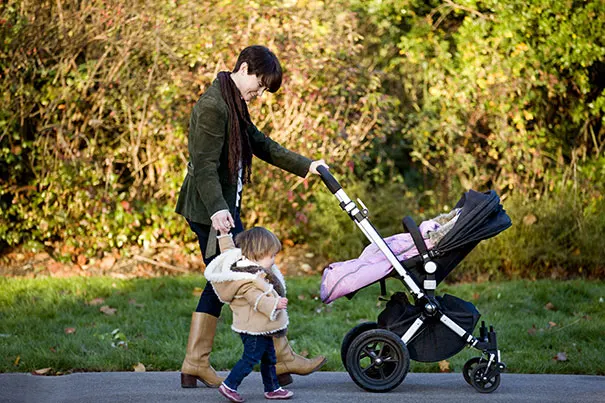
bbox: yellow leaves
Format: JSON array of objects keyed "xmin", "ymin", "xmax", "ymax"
[
  {"xmin": 133, "ymin": 363, "xmax": 146, "ymax": 372},
  {"xmin": 14, "ymin": 355, "xmax": 20, "ymax": 366},
  {"xmin": 100, "ymin": 305, "xmax": 117, "ymax": 315},
  {"xmin": 523, "ymin": 214, "xmax": 537, "ymax": 226},
  {"xmin": 33, "ymin": 367, "xmax": 52, "ymax": 375},
  {"xmin": 438, "ymin": 360, "xmax": 451, "ymax": 372},
  {"xmin": 192, "ymin": 287, "xmax": 203, "ymax": 297},
  {"xmin": 87, "ymin": 298, "xmax": 105, "ymax": 306},
  {"xmin": 523, "ymin": 110, "xmax": 534, "ymax": 120}
]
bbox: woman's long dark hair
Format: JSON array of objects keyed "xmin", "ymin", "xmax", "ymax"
[{"xmin": 218, "ymin": 45, "xmax": 283, "ymax": 184}]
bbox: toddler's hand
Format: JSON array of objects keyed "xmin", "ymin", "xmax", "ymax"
[{"xmin": 277, "ymin": 298, "xmax": 288, "ymax": 310}]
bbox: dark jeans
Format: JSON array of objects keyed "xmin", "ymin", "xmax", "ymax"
[
  {"xmin": 224, "ymin": 333, "xmax": 280, "ymax": 393},
  {"xmin": 187, "ymin": 211, "xmax": 244, "ymax": 317}
]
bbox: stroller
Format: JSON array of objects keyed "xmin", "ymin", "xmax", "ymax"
[{"xmin": 317, "ymin": 166, "xmax": 511, "ymax": 394}]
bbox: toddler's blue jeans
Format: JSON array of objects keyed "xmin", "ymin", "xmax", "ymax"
[{"xmin": 224, "ymin": 333, "xmax": 280, "ymax": 393}]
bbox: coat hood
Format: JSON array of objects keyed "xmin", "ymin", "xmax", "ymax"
[{"xmin": 204, "ymin": 247, "xmax": 287, "ymax": 295}]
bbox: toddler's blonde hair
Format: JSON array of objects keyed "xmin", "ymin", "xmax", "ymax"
[{"xmin": 235, "ymin": 227, "xmax": 282, "ymax": 261}]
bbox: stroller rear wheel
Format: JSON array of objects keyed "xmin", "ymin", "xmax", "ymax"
[
  {"xmin": 345, "ymin": 329, "xmax": 410, "ymax": 393},
  {"xmin": 341, "ymin": 321, "xmax": 378, "ymax": 370},
  {"xmin": 470, "ymin": 362, "xmax": 501, "ymax": 393}
]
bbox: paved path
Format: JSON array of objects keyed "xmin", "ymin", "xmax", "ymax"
[{"xmin": 1, "ymin": 371, "xmax": 604, "ymax": 403}]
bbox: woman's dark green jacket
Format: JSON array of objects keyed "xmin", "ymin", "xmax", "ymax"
[{"xmin": 175, "ymin": 79, "xmax": 311, "ymax": 225}]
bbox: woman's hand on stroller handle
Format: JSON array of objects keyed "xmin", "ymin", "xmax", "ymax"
[
  {"xmin": 317, "ymin": 165, "xmax": 342, "ymax": 194},
  {"xmin": 309, "ymin": 159, "xmax": 329, "ymax": 175}
]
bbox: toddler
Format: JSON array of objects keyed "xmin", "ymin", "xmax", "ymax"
[{"xmin": 204, "ymin": 227, "xmax": 293, "ymax": 402}]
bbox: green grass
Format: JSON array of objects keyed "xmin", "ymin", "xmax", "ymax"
[{"xmin": 1, "ymin": 276, "xmax": 604, "ymax": 375}]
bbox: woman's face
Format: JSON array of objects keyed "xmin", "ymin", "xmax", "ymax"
[{"xmin": 232, "ymin": 63, "xmax": 267, "ymax": 102}]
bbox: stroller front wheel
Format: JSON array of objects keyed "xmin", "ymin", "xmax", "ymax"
[
  {"xmin": 470, "ymin": 362, "xmax": 501, "ymax": 393},
  {"xmin": 345, "ymin": 329, "xmax": 410, "ymax": 393},
  {"xmin": 463, "ymin": 357, "xmax": 484, "ymax": 385}
]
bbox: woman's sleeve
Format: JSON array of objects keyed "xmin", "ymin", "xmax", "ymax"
[
  {"xmin": 189, "ymin": 99, "xmax": 229, "ymax": 216},
  {"xmin": 247, "ymin": 124, "xmax": 312, "ymax": 178}
]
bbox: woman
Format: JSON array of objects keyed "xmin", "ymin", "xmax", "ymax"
[{"xmin": 175, "ymin": 45, "xmax": 328, "ymax": 389}]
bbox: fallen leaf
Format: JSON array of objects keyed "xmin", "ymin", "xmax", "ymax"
[
  {"xmin": 129, "ymin": 299, "xmax": 145, "ymax": 308},
  {"xmin": 472, "ymin": 293, "xmax": 480, "ymax": 300},
  {"xmin": 554, "ymin": 352, "xmax": 567, "ymax": 361},
  {"xmin": 49, "ymin": 347, "xmax": 56, "ymax": 353},
  {"xmin": 33, "ymin": 368, "xmax": 51, "ymax": 375},
  {"xmin": 100, "ymin": 305, "xmax": 117, "ymax": 316},
  {"xmin": 547, "ymin": 321, "xmax": 557, "ymax": 329},
  {"xmin": 13, "ymin": 355, "xmax": 20, "ymax": 366},
  {"xmin": 76, "ymin": 255, "xmax": 87, "ymax": 267},
  {"xmin": 527, "ymin": 325, "xmax": 537, "ymax": 335},
  {"xmin": 133, "ymin": 362, "xmax": 146, "ymax": 372},
  {"xmin": 64, "ymin": 327, "xmax": 76, "ymax": 334},
  {"xmin": 523, "ymin": 214, "xmax": 537, "ymax": 226},
  {"xmin": 192, "ymin": 287, "xmax": 203, "ymax": 297},
  {"xmin": 298, "ymin": 294, "xmax": 306, "ymax": 300},
  {"xmin": 438, "ymin": 360, "xmax": 451, "ymax": 373},
  {"xmin": 100, "ymin": 255, "xmax": 116, "ymax": 270},
  {"xmin": 545, "ymin": 302, "xmax": 556, "ymax": 311},
  {"xmin": 283, "ymin": 239, "xmax": 295, "ymax": 247},
  {"xmin": 300, "ymin": 350, "xmax": 309, "ymax": 357},
  {"xmin": 87, "ymin": 298, "xmax": 105, "ymax": 306}
]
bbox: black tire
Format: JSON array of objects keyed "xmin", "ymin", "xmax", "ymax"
[
  {"xmin": 345, "ymin": 329, "xmax": 410, "ymax": 393},
  {"xmin": 470, "ymin": 362, "xmax": 501, "ymax": 393},
  {"xmin": 462, "ymin": 357, "xmax": 483, "ymax": 385},
  {"xmin": 341, "ymin": 322, "xmax": 378, "ymax": 370}
]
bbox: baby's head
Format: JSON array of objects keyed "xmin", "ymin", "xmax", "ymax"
[{"xmin": 235, "ymin": 227, "xmax": 282, "ymax": 269}]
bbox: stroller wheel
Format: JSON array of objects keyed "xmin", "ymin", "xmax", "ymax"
[
  {"xmin": 470, "ymin": 363, "xmax": 501, "ymax": 393},
  {"xmin": 341, "ymin": 322, "xmax": 377, "ymax": 371},
  {"xmin": 346, "ymin": 329, "xmax": 410, "ymax": 393},
  {"xmin": 462, "ymin": 357, "xmax": 483, "ymax": 385}
]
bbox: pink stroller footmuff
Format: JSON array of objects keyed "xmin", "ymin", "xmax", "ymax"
[{"xmin": 320, "ymin": 222, "xmax": 437, "ymax": 304}]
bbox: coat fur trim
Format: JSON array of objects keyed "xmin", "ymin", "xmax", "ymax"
[{"xmin": 231, "ymin": 314, "xmax": 289, "ymax": 336}]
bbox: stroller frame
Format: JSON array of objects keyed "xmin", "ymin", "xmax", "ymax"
[{"xmin": 318, "ymin": 166, "xmax": 505, "ymax": 393}]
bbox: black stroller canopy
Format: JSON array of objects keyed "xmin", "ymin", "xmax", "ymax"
[{"xmin": 435, "ymin": 190, "xmax": 512, "ymax": 254}]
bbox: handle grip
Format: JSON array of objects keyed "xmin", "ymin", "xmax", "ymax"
[{"xmin": 317, "ymin": 165, "xmax": 341, "ymax": 194}]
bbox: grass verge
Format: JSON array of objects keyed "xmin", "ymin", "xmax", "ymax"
[{"xmin": 0, "ymin": 276, "xmax": 603, "ymax": 375}]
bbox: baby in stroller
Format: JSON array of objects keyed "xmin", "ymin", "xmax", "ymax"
[
  {"xmin": 316, "ymin": 166, "xmax": 511, "ymax": 394},
  {"xmin": 320, "ymin": 208, "xmax": 461, "ymax": 304}
]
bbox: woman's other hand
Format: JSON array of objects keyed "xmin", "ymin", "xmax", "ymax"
[
  {"xmin": 211, "ymin": 210, "xmax": 235, "ymax": 234},
  {"xmin": 309, "ymin": 159, "xmax": 329, "ymax": 175}
]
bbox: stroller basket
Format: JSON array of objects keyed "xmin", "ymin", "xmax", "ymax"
[
  {"xmin": 378, "ymin": 292, "xmax": 480, "ymax": 362},
  {"xmin": 317, "ymin": 166, "xmax": 510, "ymax": 394}
]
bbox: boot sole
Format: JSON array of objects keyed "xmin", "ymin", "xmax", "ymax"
[
  {"xmin": 181, "ymin": 372, "xmax": 222, "ymax": 388},
  {"xmin": 277, "ymin": 357, "xmax": 328, "ymax": 386}
]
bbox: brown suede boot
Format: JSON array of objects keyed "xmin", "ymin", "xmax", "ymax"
[
  {"xmin": 274, "ymin": 336, "xmax": 327, "ymax": 386},
  {"xmin": 180, "ymin": 312, "xmax": 224, "ymax": 388}
]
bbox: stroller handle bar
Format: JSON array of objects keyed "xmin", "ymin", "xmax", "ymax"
[
  {"xmin": 317, "ymin": 165, "xmax": 341, "ymax": 194},
  {"xmin": 316, "ymin": 165, "xmax": 425, "ymax": 300}
]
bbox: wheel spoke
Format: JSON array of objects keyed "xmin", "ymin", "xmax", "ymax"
[
  {"xmin": 362, "ymin": 362, "xmax": 377, "ymax": 374},
  {"xmin": 377, "ymin": 342, "xmax": 385, "ymax": 358},
  {"xmin": 379, "ymin": 366, "xmax": 386, "ymax": 379},
  {"xmin": 361, "ymin": 347, "xmax": 375, "ymax": 359}
]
